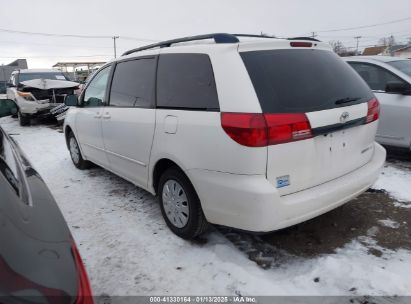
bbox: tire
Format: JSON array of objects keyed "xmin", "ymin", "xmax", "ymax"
[
  {"xmin": 158, "ymin": 166, "xmax": 209, "ymax": 239},
  {"xmin": 18, "ymin": 111, "xmax": 30, "ymax": 126},
  {"xmin": 68, "ymin": 132, "xmax": 90, "ymax": 170},
  {"xmin": 10, "ymin": 102, "xmax": 18, "ymax": 118}
]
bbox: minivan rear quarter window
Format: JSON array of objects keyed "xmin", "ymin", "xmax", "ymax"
[
  {"xmin": 156, "ymin": 53, "xmax": 219, "ymax": 110},
  {"xmin": 240, "ymin": 49, "xmax": 373, "ymax": 113}
]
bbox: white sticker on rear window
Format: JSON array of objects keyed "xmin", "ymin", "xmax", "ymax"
[
  {"xmin": 55, "ymin": 75, "xmax": 66, "ymax": 80},
  {"xmin": 276, "ymin": 175, "xmax": 290, "ymax": 188}
]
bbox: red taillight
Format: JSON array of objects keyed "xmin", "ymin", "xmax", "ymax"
[
  {"xmin": 264, "ymin": 113, "xmax": 313, "ymax": 145},
  {"xmin": 221, "ymin": 112, "xmax": 312, "ymax": 147},
  {"xmin": 366, "ymin": 98, "xmax": 380, "ymax": 124},
  {"xmin": 71, "ymin": 240, "xmax": 93, "ymax": 304},
  {"xmin": 290, "ymin": 41, "xmax": 312, "ymax": 47},
  {"xmin": 220, "ymin": 113, "xmax": 267, "ymax": 147}
]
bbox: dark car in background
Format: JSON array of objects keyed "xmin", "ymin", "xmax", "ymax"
[{"xmin": 0, "ymin": 126, "xmax": 93, "ymax": 303}]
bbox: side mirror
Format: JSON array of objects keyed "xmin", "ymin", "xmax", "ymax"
[
  {"xmin": 385, "ymin": 82, "xmax": 411, "ymax": 95},
  {"xmin": 65, "ymin": 94, "xmax": 79, "ymax": 106}
]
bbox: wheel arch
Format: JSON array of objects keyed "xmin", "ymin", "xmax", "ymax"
[
  {"xmin": 150, "ymin": 157, "xmax": 195, "ymax": 196},
  {"xmin": 64, "ymin": 125, "xmax": 73, "ymax": 149},
  {"xmin": 64, "ymin": 124, "xmax": 86, "ymax": 160}
]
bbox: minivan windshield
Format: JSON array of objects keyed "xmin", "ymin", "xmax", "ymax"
[
  {"xmin": 240, "ymin": 49, "xmax": 373, "ymax": 113},
  {"xmin": 18, "ymin": 72, "xmax": 68, "ymax": 83},
  {"xmin": 387, "ymin": 60, "xmax": 411, "ymax": 78}
]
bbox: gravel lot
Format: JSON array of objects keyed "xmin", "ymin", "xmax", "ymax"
[{"xmin": 1, "ymin": 116, "xmax": 410, "ymax": 300}]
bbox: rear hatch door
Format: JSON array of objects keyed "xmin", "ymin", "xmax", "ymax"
[{"xmin": 240, "ymin": 47, "xmax": 377, "ymax": 195}]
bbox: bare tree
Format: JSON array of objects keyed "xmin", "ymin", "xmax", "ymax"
[
  {"xmin": 329, "ymin": 40, "xmax": 347, "ymax": 55},
  {"xmin": 378, "ymin": 35, "xmax": 396, "ymax": 47}
]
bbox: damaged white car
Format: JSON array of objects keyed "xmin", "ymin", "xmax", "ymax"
[{"xmin": 6, "ymin": 69, "xmax": 79, "ymax": 126}]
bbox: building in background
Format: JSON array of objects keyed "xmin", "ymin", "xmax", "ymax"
[
  {"xmin": 391, "ymin": 45, "xmax": 411, "ymax": 59},
  {"xmin": 0, "ymin": 59, "xmax": 28, "ymax": 93},
  {"xmin": 53, "ymin": 61, "xmax": 105, "ymax": 82},
  {"xmin": 382, "ymin": 45, "xmax": 408, "ymax": 56},
  {"xmin": 362, "ymin": 46, "xmax": 387, "ymax": 56},
  {"xmin": 361, "ymin": 45, "xmax": 411, "ymax": 58}
]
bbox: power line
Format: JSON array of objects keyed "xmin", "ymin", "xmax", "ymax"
[
  {"xmin": 0, "ymin": 54, "xmax": 112, "ymax": 59},
  {"xmin": 316, "ymin": 16, "xmax": 411, "ymax": 33},
  {"xmin": 0, "ymin": 27, "xmax": 157, "ymax": 42},
  {"xmin": 320, "ymin": 31, "xmax": 411, "ymax": 40},
  {"xmin": 0, "ymin": 28, "xmax": 111, "ymax": 38},
  {"xmin": 119, "ymin": 36, "xmax": 159, "ymax": 42},
  {"xmin": 0, "ymin": 40, "xmax": 114, "ymax": 49}
]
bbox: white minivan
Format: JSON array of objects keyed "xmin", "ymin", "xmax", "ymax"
[{"xmin": 64, "ymin": 34, "xmax": 386, "ymax": 239}]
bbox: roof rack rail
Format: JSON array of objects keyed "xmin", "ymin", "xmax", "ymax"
[
  {"xmin": 287, "ymin": 37, "xmax": 321, "ymax": 42},
  {"xmin": 122, "ymin": 33, "xmax": 322, "ymax": 57},
  {"xmin": 122, "ymin": 33, "xmax": 239, "ymax": 56},
  {"xmin": 233, "ymin": 33, "xmax": 277, "ymax": 39}
]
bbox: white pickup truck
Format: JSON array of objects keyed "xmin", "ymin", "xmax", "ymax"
[{"xmin": 7, "ymin": 69, "xmax": 79, "ymax": 126}]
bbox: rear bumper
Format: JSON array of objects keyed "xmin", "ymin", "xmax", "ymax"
[{"xmin": 188, "ymin": 142, "xmax": 386, "ymax": 232}]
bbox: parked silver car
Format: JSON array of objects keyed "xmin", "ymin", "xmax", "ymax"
[{"xmin": 344, "ymin": 56, "xmax": 411, "ymax": 150}]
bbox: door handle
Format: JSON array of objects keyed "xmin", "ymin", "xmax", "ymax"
[
  {"xmin": 94, "ymin": 112, "xmax": 102, "ymax": 119},
  {"xmin": 102, "ymin": 112, "xmax": 111, "ymax": 119}
]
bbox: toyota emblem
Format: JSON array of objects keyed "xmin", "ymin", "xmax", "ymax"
[{"xmin": 340, "ymin": 112, "xmax": 349, "ymax": 123}]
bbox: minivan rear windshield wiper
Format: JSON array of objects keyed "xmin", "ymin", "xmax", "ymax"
[{"xmin": 334, "ymin": 97, "xmax": 361, "ymax": 105}]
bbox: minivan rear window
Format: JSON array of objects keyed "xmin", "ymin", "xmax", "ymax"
[{"xmin": 240, "ymin": 49, "xmax": 373, "ymax": 113}]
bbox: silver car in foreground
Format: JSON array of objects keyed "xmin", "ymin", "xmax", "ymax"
[{"xmin": 345, "ymin": 56, "xmax": 411, "ymax": 150}]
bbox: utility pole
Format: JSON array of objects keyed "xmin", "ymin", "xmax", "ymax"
[
  {"xmin": 354, "ymin": 36, "xmax": 362, "ymax": 55},
  {"xmin": 112, "ymin": 36, "xmax": 119, "ymax": 58}
]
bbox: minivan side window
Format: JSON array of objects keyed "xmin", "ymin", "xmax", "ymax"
[
  {"xmin": 156, "ymin": 53, "xmax": 219, "ymax": 110},
  {"xmin": 109, "ymin": 58, "xmax": 156, "ymax": 108},
  {"xmin": 348, "ymin": 62, "xmax": 406, "ymax": 92},
  {"xmin": 82, "ymin": 65, "xmax": 111, "ymax": 107}
]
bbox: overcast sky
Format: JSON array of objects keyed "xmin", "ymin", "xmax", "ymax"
[{"xmin": 1, "ymin": 0, "xmax": 411, "ymax": 68}]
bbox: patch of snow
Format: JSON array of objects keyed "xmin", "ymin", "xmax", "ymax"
[
  {"xmin": 366, "ymin": 226, "xmax": 379, "ymax": 237},
  {"xmin": 1, "ymin": 116, "xmax": 411, "ymax": 296},
  {"xmin": 373, "ymin": 165, "xmax": 411, "ymax": 207},
  {"xmin": 378, "ymin": 219, "xmax": 400, "ymax": 229}
]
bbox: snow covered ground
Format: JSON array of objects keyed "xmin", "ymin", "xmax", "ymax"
[
  {"xmin": 1, "ymin": 116, "xmax": 411, "ymax": 298},
  {"xmin": 374, "ymin": 165, "xmax": 411, "ymax": 207}
]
